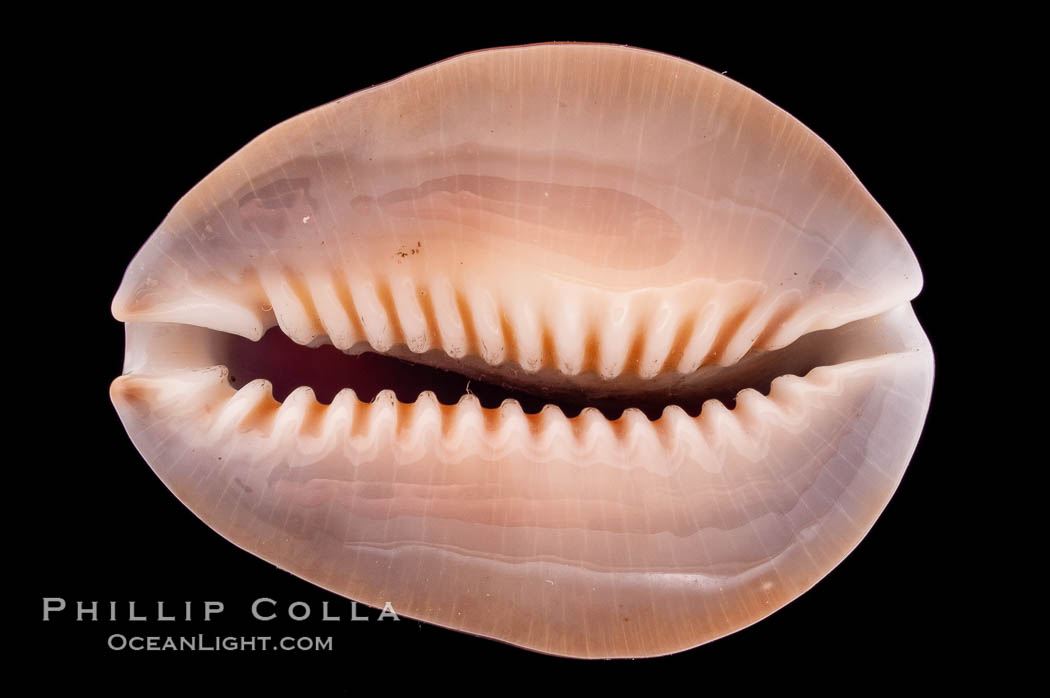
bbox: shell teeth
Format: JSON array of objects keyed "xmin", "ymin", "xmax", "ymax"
[
  {"xmin": 390, "ymin": 276, "xmax": 431, "ymax": 354},
  {"xmin": 657, "ymin": 404, "xmax": 717, "ymax": 473},
  {"xmin": 464, "ymin": 284, "xmax": 507, "ymax": 366},
  {"xmin": 128, "ymin": 358, "xmax": 869, "ymax": 466},
  {"xmin": 214, "ymin": 267, "xmax": 816, "ymax": 384},
  {"xmin": 548, "ymin": 295, "xmax": 585, "ymax": 375},
  {"xmin": 503, "ymin": 297, "xmax": 542, "ymax": 373},
  {"xmin": 636, "ymin": 302, "xmax": 676, "ymax": 379},
  {"xmin": 258, "ymin": 270, "xmax": 323, "ymax": 346},
  {"xmin": 674, "ymin": 301, "xmax": 722, "ymax": 373},
  {"xmin": 326, "ymin": 388, "xmax": 361, "ymax": 423},
  {"xmin": 431, "ymin": 277, "xmax": 468, "ymax": 359},
  {"xmin": 214, "ymin": 378, "xmax": 276, "ymax": 435},
  {"xmin": 720, "ymin": 293, "xmax": 801, "ymax": 367},
  {"xmin": 306, "ymin": 272, "xmax": 356, "ymax": 351},
  {"xmin": 121, "ymin": 257, "xmax": 827, "ymax": 381},
  {"xmin": 348, "ymin": 277, "xmax": 395, "ymax": 352},
  {"xmin": 273, "ymin": 386, "xmax": 322, "ymax": 437},
  {"xmin": 595, "ymin": 299, "xmax": 633, "ymax": 379},
  {"xmin": 117, "ymin": 268, "xmax": 814, "ymax": 380}
]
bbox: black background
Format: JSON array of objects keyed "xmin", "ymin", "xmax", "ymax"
[{"xmin": 24, "ymin": 14, "xmax": 970, "ymax": 689}]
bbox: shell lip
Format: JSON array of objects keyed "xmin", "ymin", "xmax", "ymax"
[{"xmin": 114, "ymin": 296, "xmax": 929, "ymax": 423}]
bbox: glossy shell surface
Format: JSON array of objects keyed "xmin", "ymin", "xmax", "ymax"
[{"xmin": 111, "ymin": 43, "xmax": 933, "ymax": 658}]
